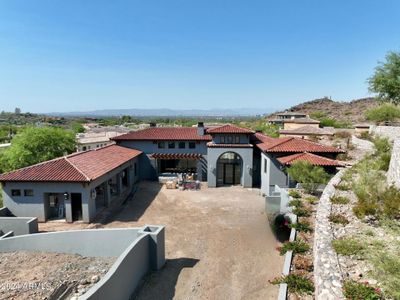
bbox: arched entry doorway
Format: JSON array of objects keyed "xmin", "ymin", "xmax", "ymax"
[{"xmin": 216, "ymin": 152, "xmax": 242, "ymax": 186}]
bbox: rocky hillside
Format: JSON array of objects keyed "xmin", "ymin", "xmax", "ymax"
[{"xmin": 270, "ymin": 97, "xmax": 379, "ymax": 124}]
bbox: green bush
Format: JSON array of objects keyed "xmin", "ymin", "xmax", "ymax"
[
  {"xmin": 289, "ymin": 221, "xmax": 313, "ymax": 233},
  {"xmin": 380, "ymin": 185, "xmax": 400, "ymax": 218},
  {"xmin": 292, "ymin": 206, "xmax": 311, "ymax": 217},
  {"xmin": 335, "ymin": 182, "xmax": 351, "ymax": 191},
  {"xmin": 332, "ymin": 238, "xmax": 364, "ymax": 256},
  {"xmin": 365, "ymin": 103, "xmax": 400, "ymax": 123},
  {"xmin": 287, "ymin": 161, "xmax": 331, "ymax": 195},
  {"xmin": 288, "ymin": 199, "xmax": 303, "ymax": 208},
  {"xmin": 330, "ymin": 195, "xmax": 350, "ymax": 205},
  {"xmin": 343, "ymin": 280, "xmax": 382, "ymax": 300},
  {"xmin": 305, "ymin": 196, "xmax": 318, "ymax": 205},
  {"xmin": 369, "ymin": 252, "xmax": 400, "ymax": 299},
  {"xmin": 288, "ymin": 190, "xmax": 301, "ymax": 198},
  {"xmin": 329, "ymin": 213, "xmax": 349, "ymax": 225},
  {"xmin": 280, "ymin": 240, "xmax": 310, "ymax": 255},
  {"xmin": 271, "ymin": 274, "xmax": 314, "ymax": 295}
]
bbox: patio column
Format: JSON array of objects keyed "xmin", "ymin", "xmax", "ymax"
[
  {"xmin": 104, "ymin": 181, "xmax": 111, "ymax": 206},
  {"xmin": 117, "ymin": 173, "xmax": 123, "ymax": 194}
]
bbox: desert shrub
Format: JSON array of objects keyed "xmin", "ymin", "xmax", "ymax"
[
  {"xmin": 365, "ymin": 103, "xmax": 400, "ymax": 123},
  {"xmin": 288, "ymin": 199, "xmax": 303, "ymax": 208},
  {"xmin": 380, "ymin": 185, "xmax": 400, "ymax": 218},
  {"xmin": 305, "ymin": 196, "xmax": 318, "ymax": 205},
  {"xmin": 372, "ymin": 137, "xmax": 392, "ymax": 171},
  {"xmin": 330, "ymin": 195, "xmax": 350, "ymax": 205},
  {"xmin": 332, "ymin": 238, "xmax": 364, "ymax": 256},
  {"xmin": 271, "ymin": 274, "xmax": 314, "ymax": 295},
  {"xmin": 335, "ymin": 182, "xmax": 351, "ymax": 191},
  {"xmin": 329, "ymin": 213, "xmax": 349, "ymax": 225},
  {"xmin": 287, "ymin": 161, "xmax": 330, "ymax": 195},
  {"xmin": 343, "ymin": 280, "xmax": 382, "ymax": 300},
  {"xmin": 292, "ymin": 206, "xmax": 311, "ymax": 217},
  {"xmin": 288, "ymin": 190, "xmax": 301, "ymax": 198},
  {"xmin": 360, "ymin": 131, "xmax": 372, "ymax": 140},
  {"xmin": 369, "ymin": 252, "xmax": 400, "ymax": 299},
  {"xmin": 289, "ymin": 221, "xmax": 313, "ymax": 233},
  {"xmin": 279, "ymin": 240, "xmax": 310, "ymax": 255},
  {"xmin": 293, "ymin": 255, "xmax": 314, "ymax": 272}
]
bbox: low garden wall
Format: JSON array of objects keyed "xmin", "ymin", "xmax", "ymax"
[
  {"xmin": 0, "ymin": 215, "xmax": 38, "ymax": 236},
  {"xmin": 313, "ymin": 170, "xmax": 345, "ymax": 300},
  {"xmin": 0, "ymin": 226, "xmax": 165, "ymax": 300},
  {"xmin": 369, "ymin": 125, "xmax": 400, "ymax": 141}
]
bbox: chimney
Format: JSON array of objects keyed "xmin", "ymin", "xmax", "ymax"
[
  {"xmin": 149, "ymin": 122, "xmax": 156, "ymax": 127},
  {"xmin": 197, "ymin": 122, "xmax": 205, "ymax": 136}
]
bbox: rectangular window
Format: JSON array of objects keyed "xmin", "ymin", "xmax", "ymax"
[
  {"xmin": 220, "ymin": 136, "xmax": 225, "ymax": 143},
  {"xmin": 227, "ymin": 136, "xmax": 233, "ymax": 143},
  {"xmin": 11, "ymin": 189, "xmax": 21, "ymax": 196},
  {"xmin": 264, "ymin": 158, "xmax": 267, "ymax": 173},
  {"xmin": 24, "ymin": 189, "xmax": 34, "ymax": 197},
  {"xmin": 235, "ymin": 136, "xmax": 240, "ymax": 143},
  {"xmin": 158, "ymin": 142, "xmax": 165, "ymax": 149},
  {"xmin": 168, "ymin": 142, "xmax": 175, "ymax": 149},
  {"xmin": 178, "ymin": 142, "xmax": 186, "ymax": 149},
  {"xmin": 189, "ymin": 142, "xmax": 196, "ymax": 149}
]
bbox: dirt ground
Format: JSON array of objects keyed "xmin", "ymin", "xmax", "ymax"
[
  {"xmin": 0, "ymin": 251, "xmax": 114, "ymax": 299},
  {"xmin": 40, "ymin": 182, "xmax": 284, "ymax": 300}
]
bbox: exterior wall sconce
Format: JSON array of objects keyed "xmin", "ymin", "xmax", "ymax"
[{"xmin": 63, "ymin": 192, "xmax": 69, "ymax": 201}]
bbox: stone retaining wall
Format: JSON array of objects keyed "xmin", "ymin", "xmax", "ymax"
[
  {"xmin": 387, "ymin": 138, "xmax": 400, "ymax": 188},
  {"xmin": 313, "ymin": 170, "xmax": 345, "ymax": 300},
  {"xmin": 369, "ymin": 125, "xmax": 400, "ymax": 141}
]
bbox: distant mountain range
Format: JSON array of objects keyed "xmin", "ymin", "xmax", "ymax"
[{"xmin": 47, "ymin": 107, "xmax": 274, "ymax": 117}]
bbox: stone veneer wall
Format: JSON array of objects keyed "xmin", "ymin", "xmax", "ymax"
[
  {"xmin": 369, "ymin": 125, "xmax": 400, "ymax": 141},
  {"xmin": 387, "ymin": 138, "xmax": 400, "ymax": 188},
  {"xmin": 313, "ymin": 170, "xmax": 345, "ymax": 300}
]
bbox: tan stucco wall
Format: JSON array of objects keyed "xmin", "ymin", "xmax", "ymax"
[{"xmin": 283, "ymin": 123, "xmax": 319, "ymax": 130}]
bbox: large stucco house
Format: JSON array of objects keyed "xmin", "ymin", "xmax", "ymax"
[{"xmin": 0, "ymin": 123, "xmax": 344, "ymax": 223}]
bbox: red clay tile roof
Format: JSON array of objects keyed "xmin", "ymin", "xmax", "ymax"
[
  {"xmin": 150, "ymin": 153, "xmax": 202, "ymax": 160},
  {"xmin": 0, "ymin": 145, "xmax": 142, "ymax": 182},
  {"xmin": 253, "ymin": 132, "xmax": 344, "ymax": 153},
  {"xmin": 207, "ymin": 124, "xmax": 254, "ymax": 134},
  {"xmin": 277, "ymin": 152, "xmax": 344, "ymax": 167},
  {"xmin": 207, "ymin": 142, "xmax": 253, "ymax": 148},
  {"xmin": 112, "ymin": 127, "xmax": 212, "ymax": 141}
]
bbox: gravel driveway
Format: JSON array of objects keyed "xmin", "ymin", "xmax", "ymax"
[{"xmin": 40, "ymin": 182, "xmax": 284, "ymax": 300}]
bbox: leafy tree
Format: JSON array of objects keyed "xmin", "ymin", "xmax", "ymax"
[
  {"xmin": 70, "ymin": 121, "xmax": 85, "ymax": 133},
  {"xmin": 0, "ymin": 127, "xmax": 76, "ymax": 172},
  {"xmin": 287, "ymin": 161, "xmax": 330, "ymax": 195},
  {"xmin": 368, "ymin": 51, "xmax": 400, "ymax": 104},
  {"xmin": 365, "ymin": 103, "xmax": 400, "ymax": 123}
]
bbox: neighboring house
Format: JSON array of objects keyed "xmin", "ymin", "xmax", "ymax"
[
  {"xmin": 279, "ymin": 125, "xmax": 334, "ymax": 139},
  {"xmin": 354, "ymin": 124, "xmax": 371, "ymax": 134},
  {"xmin": 0, "ymin": 123, "xmax": 344, "ymax": 223},
  {"xmin": 76, "ymin": 127, "xmax": 130, "ymax": 151},
  {"xmin": 268, "ymin": 111, "xmax": 308, "ymax": 126},
  {"xmin": 282, "ymin": 117, "xmax": 320, "ymax": 130},
  {"xmin": 0, "ymin": 145, "xmax": 141, "ymax": 223}
]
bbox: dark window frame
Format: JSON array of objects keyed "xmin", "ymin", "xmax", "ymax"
[
  {"xmin": 168, "ymin": 142, "xmax": 175, "ymax": 149},
  {"xmin": 158, "ymin": 141, "xmax": 165, "ymax": 149},
  {"xmin": 188, "ymin": 142, "xmax": 196, "ymax": 149},
  {"xmin": 178, "ymin": 142, "xmax": 186, "ymax": 149},
  {"xmin": 11, "ymin": 189, "xmax": 21, "ymax": 196},
  {"xmin": 24, "ymin": 189, "xmax": 34, "ymax": 197}
]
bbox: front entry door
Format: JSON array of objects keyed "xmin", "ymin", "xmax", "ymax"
[{"xmin": 223, "ymin": 163, "xmax": 241, "ymax": 185}]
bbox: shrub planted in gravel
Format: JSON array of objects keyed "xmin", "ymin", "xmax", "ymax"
[
  {"xmin": 288, "ymin": 199, "xmax": 303, "ymax": 208},
  {"xmin": 271, "ymin": 274, "xmax": 314, "ymax": 295},
  {"xmin": 280, "ymin": 240, "xmax": 310, "ymax": 255},
  {"xmin": 289, "ymin": 190, "xmax": 302, "ymax": 198},
  {"xmin": 330, "ymin": 195, "xmax": 350, "ymax": 205},
  {"xmin": 329, "ymin": 213, "xmax": 349, "ymax": 225},
  {"xmin": 343, "ymin": 280, "xmax": 382, "ymax": 300},
  {"xmin": 305, "ymin": 196, "xmax": 318, "ymax": 205},
  {"xmin": 332, "ymin": 238, "xmax": 363, "ymax": 256},
  {"xmin": 292, "ymin": 206, "xmax": 311, "ymax": 217},
  {"xmin": 289, "ymin": 221, "xmax": 313, "ymax": 233}
]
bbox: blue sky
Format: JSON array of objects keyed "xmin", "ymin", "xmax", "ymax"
[{"xmin": 0, "ymin": 0, "xmax": 399, "ymax": 113}]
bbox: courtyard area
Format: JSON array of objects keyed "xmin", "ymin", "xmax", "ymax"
[{"xmin": 39, "ymin": 182, "xmax": 284, "ymax": 299}]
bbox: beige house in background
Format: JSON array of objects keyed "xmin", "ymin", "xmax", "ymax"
[
  {"xmin": 282, "ymin": 117, "xmax": 320, "ymax": 130},
  {"xmin": 279, "ymin": 125, "xmax": 334, "ymax": 139}
]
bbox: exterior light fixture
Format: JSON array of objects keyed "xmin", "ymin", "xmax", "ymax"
[{"xmin": 63, "ymin": 192, "xmax": 69, "ymax": 201}]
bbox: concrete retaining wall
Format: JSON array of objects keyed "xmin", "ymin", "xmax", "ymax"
[
  {"xmin": 387, "ymin": 138, "xmax": 400, "ymax": 188},
  {"xmin": 0, "ymin": 216, "xmax": 38, "ymax": 236},
  {"xmin": 0, "ymin": 226, "xmax": 165, "ymax": 300}
]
